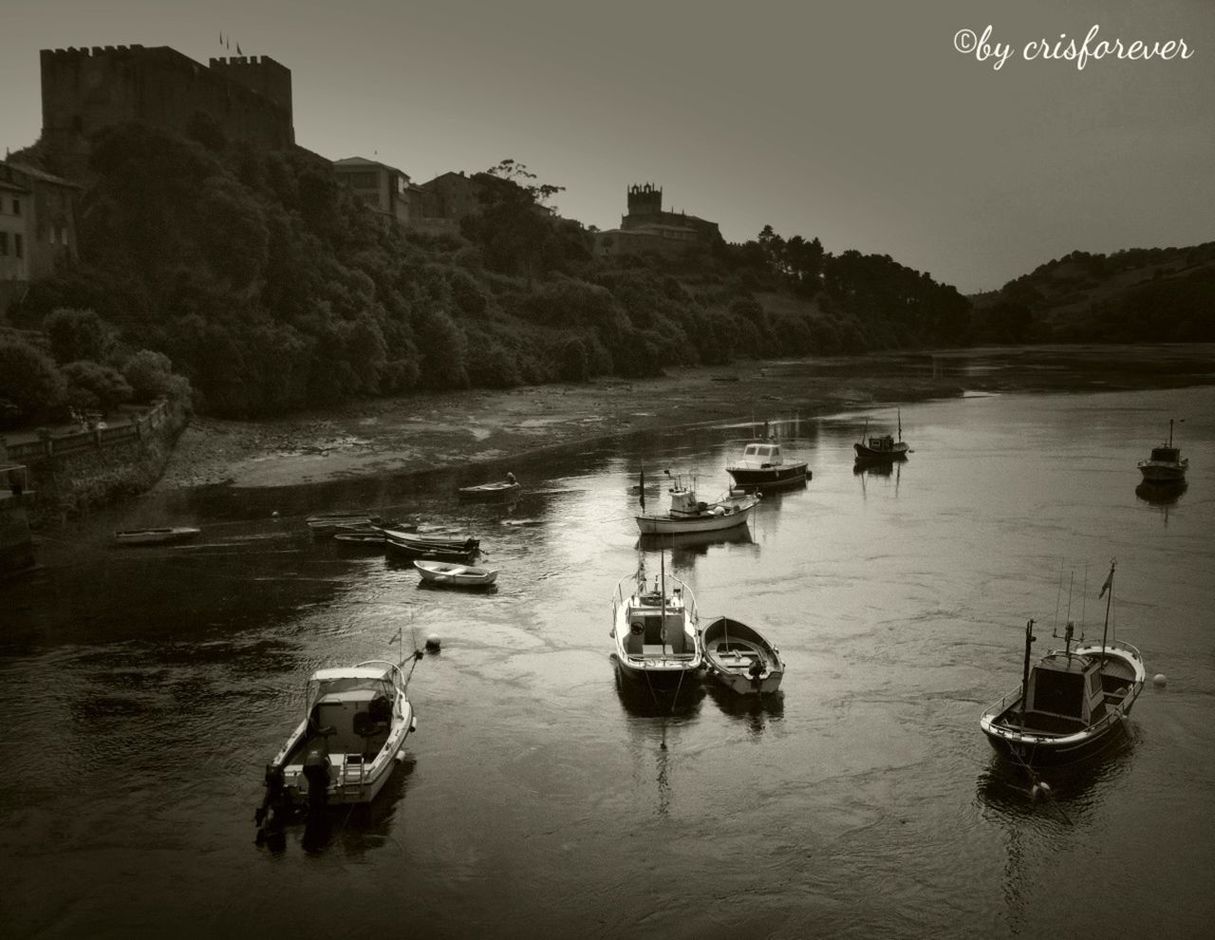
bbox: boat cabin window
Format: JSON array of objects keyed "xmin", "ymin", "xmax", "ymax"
[
  {"xmin": 1150, "ymin": 447, "xmax": 1179, "ymax": 462},
  {"xmin": 1088, "ymin": 670, "xmax": 1102, "ymax": 695},
  {"xmin": 744, "ymin": 445, "xmax": 761, "ymax": 457},
  {"xmin": 1029, "ymin": 669, "xmax": 1085, "ymax": 718}
]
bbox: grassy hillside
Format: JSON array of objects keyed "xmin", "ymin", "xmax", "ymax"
[{"xmin": 970, "ymin": 243, "xmax": 1215, "ymax": 342}]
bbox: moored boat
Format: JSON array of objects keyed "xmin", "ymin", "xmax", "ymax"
[
  {"xmin": 458, "ymin": 474, "xmax": 520, "ymax": 501},
  {"xmin": 413, "ymin": 559, "xmax": 498, "ymax": 588},
  {"xmin": 1138, "ymin": 419, "xmax": 1187, "ymax": 483},
  {"xmin": 701, "ymin": 616, "xmax": 785, "ymax": 695},
  {"xmin": 635, "ymin": 471, "xmax": 759, "ymax": 536},
  {"xmin": 255, "ymin": 659, "xmax": 418, "ymax": 836},
  {"xmin": 726, "ymin": 439, "xmax": 809, "ymax": 492},
  {"xmin": 980, "ymin": 562, "xmax": 1145, "ymax": 767},
  {"xmin": 854, "ymin": 410, "xmax": 909, "ymax": 461},
  {"xmin": 383, "ymin": 527, "xmax": 480, "ymax": 561},
  {"xmin": 113, "ymin": 526, "xmax": 201, "ymax": 545},
  {"xmin": 610, "ymin": 561, "xmax": 703, "ymax": 687}
]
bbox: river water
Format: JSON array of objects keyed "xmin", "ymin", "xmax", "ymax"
[{"xmin": 2, "ymin": 349, "xmax": 1214, "ymax": 937}]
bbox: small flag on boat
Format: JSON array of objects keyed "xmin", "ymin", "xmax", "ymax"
[
  {"xmin": 639, "ymin": 469, "xmax": 645, "ymax": 511},
  {"xmin": 1099, "ymin": 564, "xmax": 1115, "ymax": 598},
  {"xmin": 389, "ymin": 627, "xmax": 402, "ymax": 646}
]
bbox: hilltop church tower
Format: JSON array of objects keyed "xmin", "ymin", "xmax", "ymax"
[{"xmin": 626, "ymin": 183, "xmax": 663, "ymax": 218}]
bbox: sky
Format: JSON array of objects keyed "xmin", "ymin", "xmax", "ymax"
[{"xmin": 2, "ymin": 0, "xmax": 1212, "ymax": 293}]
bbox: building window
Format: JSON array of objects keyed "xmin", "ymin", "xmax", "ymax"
[
  {"xmin": 14, "ymin": 234, "xmax": 23, "ymax": 258},
  {"xmin": 12, "ymin": 198, "xmax": 20, "ymax": 216},
  {"xmin": 0, "ymin": 232, "xmax": 7, "ymax": 255}
]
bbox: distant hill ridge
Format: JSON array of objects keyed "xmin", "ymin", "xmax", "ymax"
[{"xmin": 970, "ymin": 242, "xmax": 1215, "ymax": 342}]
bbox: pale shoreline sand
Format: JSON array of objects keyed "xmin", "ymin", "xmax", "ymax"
[{"xmin": 155, "ymin": 345, "xmax": 1214, "ymax": 491}]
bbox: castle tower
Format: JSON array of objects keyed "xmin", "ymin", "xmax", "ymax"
[{"xmin": 626, "ymin": 183, "xmax": 662, "ymax": 218}]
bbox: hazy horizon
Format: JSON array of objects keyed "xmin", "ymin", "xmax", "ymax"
[{"xmin": 3, "ymin": 0, "xmax": 1212, "ymax": 293}]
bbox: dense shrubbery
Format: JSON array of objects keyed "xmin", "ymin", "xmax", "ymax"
[{"xmin": 7, "ymin": 123, "xmax": 980, "ymax": 419}]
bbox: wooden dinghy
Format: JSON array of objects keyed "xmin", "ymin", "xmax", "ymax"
[
  {"xmin": 458, "ymin": 479, "xmax": 521, "ymax": 501},
  {"xmin": 701, "ymin": 616, "xmax": 785, "ymax": 695},
  {"xmin": 413, "ymin": 559, "xmax": 498, "ymax": 588}
]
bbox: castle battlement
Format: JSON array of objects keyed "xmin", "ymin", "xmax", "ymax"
[{"xmin": 40, "ymin": 44, "xmax": 294, "ymax": 178}]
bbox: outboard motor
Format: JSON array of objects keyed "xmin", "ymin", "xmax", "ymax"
[
  {"xmin": 302, "ymin": 743, "xmax": 331, "ymax": 813},
  {"xmin": 255, "ymin": 764, "xmax": 288, "ymax": 848}
]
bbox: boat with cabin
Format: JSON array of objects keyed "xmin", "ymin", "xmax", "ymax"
[
  {"xmin": 980, "ymin": 562, "xmax": 1145, "ymax": 766},
  {"xmin": 854, "ymin": 410, "xmax": 910, "ymax": 461},
  {"xmin": 611, "ymin": 561, "xmax": 703, "ymax": 687},
  {"xmin": 1138, "ymin": 419, "xmax": 1188, "ymax": 483},
  {"xmin": 726, "ymin": 439, "xmax": 809, "ymax": 492},
  {"xmin": 255, "ymin": 659, "xmax": 419, "ymax": 835},
  {"xmin": 701, "ymin": 616, "xmax": 785, "ymax": 695},
  {"xmin": 635, "ymin": 471, "xmax": 759, "ymax": 536}
]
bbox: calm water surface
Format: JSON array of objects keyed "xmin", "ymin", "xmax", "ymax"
[{"xmin": 2, "ymin": 362, "xmax": 1214, "ymax": 937}]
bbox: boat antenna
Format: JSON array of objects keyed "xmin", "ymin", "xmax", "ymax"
[
  {"xmin": 860, "ymin": 417, "xmax": 868, "ymax": 445},
  {"xmin": 897, "ymin": 408, "xmax": 902, "ymax": 442},
  {"xmin": 1168, "ymin": 418, "xmax": 1173, "ymax": 447},
  {"xmin": 1079, "ymin": 563, "xmax": 1088, "ymax": 640},
  {"xmin": 1099, "ymin": 559, "xmax": 1116, "ymax": 664},
  {"xmin": 1052, "ymin": 561, "xmax": 1064, "ymax": 635},
  {"xmin": 1063, "ymin": 571, "xmax": 1075, "ymax": 627}
]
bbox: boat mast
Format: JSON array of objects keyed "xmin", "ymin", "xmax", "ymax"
[
  {"xmin": 1168, "ymin": 418, "xmax": 1174, "ymax": 448},
  {"xmin": 1099, "ymin": 559, "xmax": 1116, "ymax": 663},
  {"xmin": 1020, "ymin": 618, "xmax": 1035, "ymax": 724},
  {"xmin": 897, "ymin": 408, "xmax": 902, "ymax": 443},
  {"xmin": 660, "ymin": 543, "xmax": 667, "ymax": 656}
]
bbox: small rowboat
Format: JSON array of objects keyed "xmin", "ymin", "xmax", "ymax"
[
  {"xmin": 457, "ymin": 480, "xmax": 521, "ymax": 501},
  {"xmin": 701, "ymin": 616, "xmax": 785, "ymax": 695},
  {"xmin": 332, "ymin": 532, "xmax": 386, "ymax": 547},
  {"xmin": 383, "ymin": 528, "xmax": 480, "ymax": 561},
  {"xmin": 113, "ymin": 526, "xmax": 201, "ymax": 546},
  {"xmin": 413, "ymin": 559, "xmax": 498, "ymax": 588}
]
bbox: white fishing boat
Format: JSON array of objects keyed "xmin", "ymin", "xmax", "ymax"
[
  {"xmin": 610, "ymin": 560, "xmax": 702, "ymax": 687},
  {"xmin": 1137, "ymin": 419, "xmax": 1187, "ymax": 483},
  {"xmin": 701, "ymin": 616, "xmax": 785, "ymax": 695},
  {"xmin": 980, "ymin": 562, "xmax": 1146, "ymax": 767},
  {"xmin": 256, "ymin": 659, "xmax": 418, "ymax": 829},
  {"xmin": 726, "ymin": 439, "xmax": 809, "ymax": 492},
  {"xmin": 414, "ymin": 559, "xmax": 498, "ymax": 588},
  {"xmin": 635, "ymin": 471, "xmax": 758, "ymax": 536}
]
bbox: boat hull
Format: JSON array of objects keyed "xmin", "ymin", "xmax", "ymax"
[
  {"xmin": 1138, "ymin": 462, "xmax": 1186, "ymax": 483},
  {"xmin": 458, "ymin": 482, "xmax": 521, "ymax": 501},
  {"xmin": 635, "ymin": 496, "xmax": 757, "ymax": 536},
  {"xmin": 979, "ymin": 643, "xmax": 1145, "ymax": 767},
  {"xmin": 726, "ymin": 464, "xmax": 809, "ymax": 492},
  {"xmin": 113, "ymin": 527, "xmax": 200, "ymax": 545},
  {"xmin": 854, "ymin": 443, "xmax": 909, "ymax": 460}
]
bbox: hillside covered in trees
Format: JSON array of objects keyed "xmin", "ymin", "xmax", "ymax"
[
  {"xmin": 970, "ymin": 243, "xmax": 1215, "ymax": 343},
  {"xmin": 12, "ymin": 118, "xmax": 1200, "ymax": 422}
]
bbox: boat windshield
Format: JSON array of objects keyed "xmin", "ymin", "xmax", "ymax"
[
  {"xmin": 1149, "ymin": 447, "xmax": 1179, "ymax": 462},
  {"xmin": 1029, "ymin": 668, "xmax": 1085, "ymax": 718}
]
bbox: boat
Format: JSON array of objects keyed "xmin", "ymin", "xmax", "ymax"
[
  {"xmin": 457, "ymin": 475, "xmax": 520, "ymax": 501},
  {"xmin": 1138, "ymin": 419, "xmax": 1188, "ymax": 483},
  {"xmin": 635, "ymin": 471, "xmax": 759, "ymax": 536},
  {"xmin": 610, "ymin": 560, "xmax": 703, "ymax": 687},
  {"xmin": 113, "ymin": 526, "xmax": 201, "ymax": 545},
  {"xmin": 332, "ymin": 532, "xmax": 387, "ymax": 547},
  {"xmin": 701, "ymin": 616, "xmax": 786, "ymax": 695},
  {"xmin": 383, "ymin": 527, "xmax": 480, "ymax": 561},
  {"xmin": 854, "ymin": 410, "xmax": 910, "ymax": 461},
  {"xmin": 255, "ymin": 659, "xmax": 418, "ymax": 837},
  {"xmin": 979, "ymin": 562, "xmax": 1146, "ymax": 767},
  {"xmin": 307, "ymin": 513, "xmax": 397, "ymax": 537},
  {"xmin": 726, "ymin": 439, "xmax": 809, "ymax": 492},
  {"xmin": 413, "ymin": 559, "xmax": 498, "ymax": 588}
]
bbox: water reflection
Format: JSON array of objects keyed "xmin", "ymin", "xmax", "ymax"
[
  {"xmin": 636, "ymin": 526, "xmax": 755, "ymax": 565},
  {"xmin": 704, "ymin": 683, "xmax": 784, "ymax": 736},
  {"xmin": 1135, "ymin": 479, "xmax": 1187, "ymax": 507},
  {"xmin": 612, "ymin": 660, "xmax": 705, "ymax": 720}
]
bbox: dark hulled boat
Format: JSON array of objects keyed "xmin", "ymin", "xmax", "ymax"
[{"xmin": 980, "ymin": 563, "xmax": 1145, "ymax": 766}]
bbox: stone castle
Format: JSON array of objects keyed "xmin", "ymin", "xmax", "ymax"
[
  {"xmin": 39, "ymin": 44, "xmax": 294, "ymax": 178},
  {"xmin": 596, "ymin": 183, "xmax": 721, "ymax": 257}
]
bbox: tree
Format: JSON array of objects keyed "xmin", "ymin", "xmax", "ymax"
[
  {"xmin": 0, "ymin": 339, "xmax": 66, "ymax": 417},
  {"xmin": 61, "ymin": 361, "xmax": 133, "ymax": 413},
  {"xmin": 122, "ymin": 349, "xmax": 176, "ymax": 402},
  {"xmin": 44, "ymin": 308, "xmax": 116, "ymax": 364}
]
